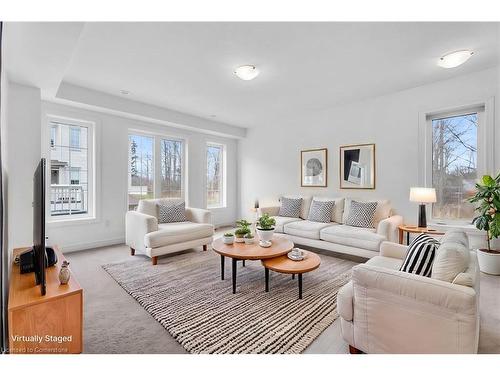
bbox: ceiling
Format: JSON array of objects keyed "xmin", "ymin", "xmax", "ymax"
[{"xmin": 5, "ymin": 22, "xmax": 500, "ymax": 129}]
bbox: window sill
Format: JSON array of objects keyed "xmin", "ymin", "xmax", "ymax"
[
  {"xmin": 208, "ymin": 206, "xmax": 227, "ymax": 211},
  {"xmin": 47, "ymin": 216, "xmax": 99, "ymax": 227}
]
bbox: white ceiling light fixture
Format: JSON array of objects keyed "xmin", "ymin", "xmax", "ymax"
[
  {"xmin": 234, "ymin": 65, "xmax": 259, "ymax": 80},
  {"xmin": 438, "ymin": 50, "xmax": 474, "ymax": 69},
  {"xmin": 120, "ymin": 89, "xmax": 130, "ymax": 95}
]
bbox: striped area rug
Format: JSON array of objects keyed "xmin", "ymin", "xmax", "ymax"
[{"xmin": 103, "ymin": 250, "xmax": 353, "ymax": 354}]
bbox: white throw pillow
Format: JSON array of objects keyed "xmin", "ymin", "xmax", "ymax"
[{"xmin": 431, "ymin": 230, "xmax": 470, "ymax": 283}]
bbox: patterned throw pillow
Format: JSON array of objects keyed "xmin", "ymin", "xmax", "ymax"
[
  {"xmin": 278, "ymin": 197, "xmax": 303, "ymax": 218},
  {"xmin": 400, "ymin": 233, "xmax": 439, "ymax": 277},
  {"xmin": 157, "ymin": 201, "xmax": 187, "ymax": 223},
  {"xmin": 307, "ymin": 200, "xmax": 335, "ymax": 223},
  {"xmin": 344, "ymin": 200, "xmax": 378, "ymax": 228}
]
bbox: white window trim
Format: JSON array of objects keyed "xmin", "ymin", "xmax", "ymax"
[
  {"xmin": 41, "ymin": 105, "xmax": 101, "ymax": 226},
  {"xmin": 418, "ymin": 97, "xmax": 495, "ymax": 226},
  {"xmin": 127, "ymin": 129, "xmax": 188, "ymax": 210},
  {"xmin": 206, "ymin": 142, "xmax": 227, "ymax": 209}
]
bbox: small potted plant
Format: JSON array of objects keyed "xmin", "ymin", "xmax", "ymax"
[
  {"xmin": 235, "ymin": 219, "xmax": 252, "ymax": 243},
  {"xmin": 244, "ymin": 233, "xmax": 255, "ymax": 245},
  {"xmin": 468, "ymin": 173, "xmax": 500, "ymax": 275},
  {"xmin": 256, "ymin": 213, "xmax": 276, "ymax": 243},
  {"xmin": 223, "ymin": 232, "xmax": 235, "ymax": 245}
]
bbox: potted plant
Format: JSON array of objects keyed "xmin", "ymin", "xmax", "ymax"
[
  {"xmin": 244, "ymin": 233, "xmax": 255, "ymax": 245},
  {"xmin": 234, "ymin": 219, "xmax": 252, "ymax": 243},
  {"xmin": 256, "ymin": 213, "xmax": 276, "ymax": 243},
  {"xmin": 223, "ymin": 232, "xmax": 235, "ymax": 245},
  {"xmin": 468, "ymin": 173, "xmax": 500, "ymax": 275}
]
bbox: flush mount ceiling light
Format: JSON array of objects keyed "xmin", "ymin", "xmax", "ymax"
[
  {"xmin": 438, "ymin": 50, "xmax": 474, "ymax": 69},
  {"xmin": 120, "ymin": 89, "xmax": 130, "ymax": 95},
  {"xmin": 234, "ymin": 65, "xmax": 259, "ymax": 80}
]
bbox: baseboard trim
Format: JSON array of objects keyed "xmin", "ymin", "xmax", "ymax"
[{"xmin": 61, "ymin": 237, "xmax": 125, "ymax": 253}]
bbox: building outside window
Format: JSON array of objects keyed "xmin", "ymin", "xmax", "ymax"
[
  {"xmin": 49, "ymin": 119, "xmax": 92, "ymax": 218},
  {"xmin": 206, "ymin": 143, "xmax": 225, "ymax": 208},
  {"xmin": 431, "ymin": 111, "xmax": 478, "ymax": 222}
]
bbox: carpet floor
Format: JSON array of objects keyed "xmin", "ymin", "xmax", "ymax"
[{"xmin": 103, "ymin": 250, "xmax": 352, "ymax": 354}]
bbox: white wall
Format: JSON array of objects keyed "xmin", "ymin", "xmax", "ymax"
[
  {"xmin": 239, "ymin": 68, "xmax": 499, "ymax": 226},
  {"xmin": 40, "ymin": 102, "xmax": 238, "ymax": 252}
]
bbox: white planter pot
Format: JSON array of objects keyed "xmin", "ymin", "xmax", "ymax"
[
  {"xmin": 256, "ymin": 228, "xmax": 275, "ymax": 242},
  {"xmin": 223, "ymin": 236, "xmax": 234, "ymax": 245},
  {"xmin": 476, "ymin": 248, "xmax": 500, "ymax": 275}
]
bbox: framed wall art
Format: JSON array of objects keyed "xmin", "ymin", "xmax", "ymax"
[
  {"xmin": 301, "ymin": 148, "xmax": 328, "ymax": 187},
  {"xmin": 340, "ymin": 143, "xmax": 375, "ymax": 189}
]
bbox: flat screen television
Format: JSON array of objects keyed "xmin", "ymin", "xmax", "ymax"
[{"xmin": 33, "ymin": 158, "xmax": 46, "ymax": 296}]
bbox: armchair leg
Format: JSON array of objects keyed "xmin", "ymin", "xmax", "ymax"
[
  {"xmin": 203, "ymin": 244, "xmax": 207, "ymax": 251},
  {"xmin": 130, "ymin": 247, "xmax": 135, "ymax": 256},
  {"xmin": 152, "ymin": 256, "xmax": 158, "ymax": 266},
  {"xmin": 349, "ymin": 345, "xmax": 363, "ymax": 354}
]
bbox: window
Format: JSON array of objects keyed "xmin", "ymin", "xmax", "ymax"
[
  {"xmin": 128, "ymin": 134, "xmax": 154, "ymax": 210},
  {"xmin": 206, "ymin": 143, "xmax": 225, "ymax": 208},
  {"xmin": 431, "ymin": 112, "xmax": 478, "ymax": 222},
  {"xmin": 160, "ymin": 139, "xmax": 183, "ymax": 198},
  {"xmin": 49, "ymin": 119, "xmax": 93, "ymax": 219}
]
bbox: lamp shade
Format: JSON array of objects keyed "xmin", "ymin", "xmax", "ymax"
[{"xmin": 409, "ymin": 187, "xmax": 436, "ymax": 203}]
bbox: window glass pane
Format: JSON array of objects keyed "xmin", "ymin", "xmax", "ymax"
[
  {"xmin": 432, "ymin": 113, "xmax": 478, "ymax": 221},
  {"xmin": 160, "ymin": 139, "xmax": 183, "ymax": 198},
  {"xmin": 49, "ymin": 121, "xmax": 89, "ymax": 217},
  {"xmin": 207, "ymin": 145, "xmax": 223, "ymax": 208},
  {"xmin": 128, "ymin": 134, "xmax": 154, "ymax": 210}
]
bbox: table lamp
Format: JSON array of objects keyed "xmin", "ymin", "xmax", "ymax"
[{"xmin": 409, "ymin": 187, "xmax": 436, "ymax": 228}]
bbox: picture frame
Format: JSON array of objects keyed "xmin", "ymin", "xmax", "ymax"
[
  {"xmin": 340, "ymin": 143, "xmax": 375, "ymax": 189},
  {"xmin": 301, "ymin": 148, "xmax": 328, "ymax": 187}
]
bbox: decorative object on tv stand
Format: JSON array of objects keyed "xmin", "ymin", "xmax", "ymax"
[
  {"xmin": 468, "ymin": 173, "xmax": 500, "ymax": 275},
  {"xmin": 58, "ymin": 261, "xmax": 71, "ymax": 285},
  {"xmin": 409, "ymin": 187, "xmax": 437, "ymax": 228},
  {"xmin": 223, "ymin": 232, "xmax": 235, "ymax": 245},
  {"xmin": 301, "ymin": 148, "xmax": 328, "ymax": 187},
  {"xmin": 256, "ymin": 213, "xmax": 276, "ymax": 247},
  {"xmin": 339, "ymin": 143, "xmax": 375, "ymax": 189},
  {"xmin": 235, "ymin": 219, "xmax": 252, "ymax": 242}
]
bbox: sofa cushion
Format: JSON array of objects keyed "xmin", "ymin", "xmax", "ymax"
[
  {"xmin": 320, "ymin": 225, "xmax": 385, "ymax": 251},
  {"xmin": 138, "ymin": 198, "xmax": 184, "ymax": 219},
  {"xmin": 282, "ymin": 195, "xmax": 312, "ymax": 219},
  {"xmin": 431, "ymin": 230, "xmax": 470, "ymax": 283},
  {"xmin": 345, "ymin": 200, "xmax": 378, "ymax": 228},
  {"xmin": 307, "ymin": 199, "xmax": 335, "ymax": 223},
  {"xmin": 312, "ymin": 197, "xmax": 345, "ymax": 223},
  {"xmin": 158, "ymin": 201, "xmax": 187, "ymax": 223},
  {"xmin": 400, "ymin": 233, "xmax": 439, "ymax": 277},
  {"xmin": 284, "ymin": 220, "xmax": 336, "ymax": 240},
  {"xmin": 365, "ymin": 255, "xmax": 404, "ymax": 270},
  {"xmin": 272, "ymin": 216, "xmax": 303, "ymax": 233},
  {"xmin": 278, "ymin": 197, "xmax": 303, "ymax": 218},
  {"xmin": 343, "ymin": 198, "xmax": 391, "ymax": 227},
  {"xmin": 144, "ymin": 221, "xmax": 214, "ymax": 248}
]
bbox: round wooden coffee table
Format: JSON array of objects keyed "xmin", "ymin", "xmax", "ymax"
[
  {"xmin": 261, "ymin": 250, "xmax": 321, "ymax": 299},
  {"xmin": 212, "ymin": 236, "xmax": 294, "ymax": 294}
]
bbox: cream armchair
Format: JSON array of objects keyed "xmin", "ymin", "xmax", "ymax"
[
  {"xmin": 338, "ymin": 240, "xmax": 480, "ymax": 353},
  {"xmin": 126, "ymin": 198, "xmax": 214, "ymax": 265}
]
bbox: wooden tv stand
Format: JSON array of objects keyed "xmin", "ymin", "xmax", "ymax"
[{"xmin": 8, "ymin": 246, "xmax": 83, "ymax": 354}]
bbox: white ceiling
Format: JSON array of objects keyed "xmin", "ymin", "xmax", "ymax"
[{"xmin": 6, "ymin": 22, "xmax": 500, "ymax": 129}]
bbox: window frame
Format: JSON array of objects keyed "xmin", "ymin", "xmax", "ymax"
[
  {"xmin": 205, "ymin": 142, "xmax": 226, "ymax": 209},
  {"xmin": 418, "ymin": 98, "xmax": 495, "ymax": 226},
  {"xmin": 44, "ymin": 114, "xmax": 97, "ymax": 224}
]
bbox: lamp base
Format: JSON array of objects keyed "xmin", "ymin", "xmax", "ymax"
[{"xmin": 418, "ymin": 204, "xmax": 427, "ymax": 228}]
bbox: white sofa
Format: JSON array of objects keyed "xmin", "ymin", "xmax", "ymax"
[
  {"xmin": 259, "ymin": 196, "xmax": 403, "ymax": 258},
  {"xmin": 337, "ymin": 234, "xmax": 480, "ymax": 353},
  {"xmin": 125, "ymin": 198, "xmax": 214, "ymax": 265}
]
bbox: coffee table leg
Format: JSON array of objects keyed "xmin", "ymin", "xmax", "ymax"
[
  {"xmin": 298, "ymin": 274, "xmax": 303, "ymax": 299},
  {"xmin": 265, "ymin": 268, "xmax": 269, "ymax": 292},
  {"xmin": 220, "ymin": 255, "xmax": 225, "ymax": 280},
  {"xmin": 232, "ymin": 258, "xmax": 237, "ymax": 294}
]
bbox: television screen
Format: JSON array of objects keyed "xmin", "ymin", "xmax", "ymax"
[{"xmin": 33, "ymin": 158, "xmax": 46, "ymax": 296}]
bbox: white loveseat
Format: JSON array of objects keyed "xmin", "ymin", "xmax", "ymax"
[
  {"xmin": 259, "ymin": 196, "xmax": 403, "ymax": 258},
  {"xmin": 337, "ymin": 232, "xmax": 480, "ymax": 353},
  {"xmin": 125, "ymin": 198, "xmax": 214, "ymax": 265}
]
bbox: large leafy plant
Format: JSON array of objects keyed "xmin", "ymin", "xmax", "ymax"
[
  {"xmin": 257, "ymin": 213, "xmax": 276, "ymax": 230},
  {"xmin": 468, "ymin": 173, "xmax": 500, "ymax": 252},
  {"xmin": 235, "ymin": 219, "xmax": 252, "ymax": 237}
]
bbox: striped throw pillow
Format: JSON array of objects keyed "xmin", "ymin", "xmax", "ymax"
[{"xmin": 400, "ymin": 233, "xmax": 439, "ymax": 277}]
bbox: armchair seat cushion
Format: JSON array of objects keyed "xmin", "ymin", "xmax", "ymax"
[
  {"xmin": 320, "ymin": 225, "xmax": 385, "ymax": 251},
  {"xmin": 284, "ymin": 220, "xmax": 336, "ymax": 240},
  {"xmin": 272, "ymin": 216, "xmax": 303, "ymax": 233},
  {"xmin": 145, "ymin": 221, "xmax": 214, "ymax": 248},
  {"xmin": 366, "ymin": 255, "xmax": 403, "ymax": 270}
]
